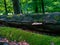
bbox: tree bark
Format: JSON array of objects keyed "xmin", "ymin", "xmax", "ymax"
[
  {"xmin": 33, "ymin": 0, "xmax": 39, "ymax": 13},
  {"xmin": 12, "ymin": 0, "xmax": 21, "ymax": 14},
  {"xmin": 41, "ymin": 0, "xmax": 45, "ymax": 14},
  {"xmin": 4, "ymin": 0, "xmax": 8, "ymax": 15}
]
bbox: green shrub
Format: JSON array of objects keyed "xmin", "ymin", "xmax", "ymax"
[{"xmin": 0, "ymin": 27, "xmax": 60, "ymax": 45}]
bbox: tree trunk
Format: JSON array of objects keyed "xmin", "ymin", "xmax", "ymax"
[
  {"xmin": 33, "ymin": 0, "xmax": 39, "ymax": 13},
  {"xmin": 12, "ymin": 0, "xmax": 21, "ymax": 14},
  {"xmin": 4, "ymin": 0, "xmax": 8, "ymax": 15},
  {"xmin": 41, "ymin": 0, "xmax": 45, "ymax": 14}
]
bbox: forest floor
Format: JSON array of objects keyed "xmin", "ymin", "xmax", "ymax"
[{"xmin": 0, "ymin": 26, "xmax": 60, "ymax": 45}]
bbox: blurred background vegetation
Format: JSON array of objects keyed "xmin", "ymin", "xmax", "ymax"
[{"xmin": 0, "ymin": 0, "xmax": 60, "ymax": 15}]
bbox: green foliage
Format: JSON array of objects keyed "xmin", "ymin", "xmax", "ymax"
[
  {"xmin": 44, "ymin": 0, "xmax": 60, "ymax": 12},
  {"xmin": 20, "ymin": 0, "xmax": 60, "ymax": 13},
  {"xmin": 0, "ymin": 0, "xmax": 14, "ymax": 14},
  {"xmin": 0, "ymin": 27, "xmax": 60, "ymax": 45},
  {"xmin": 0, "ymin": 0, "xmax": 60, "ymax": 14}
]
